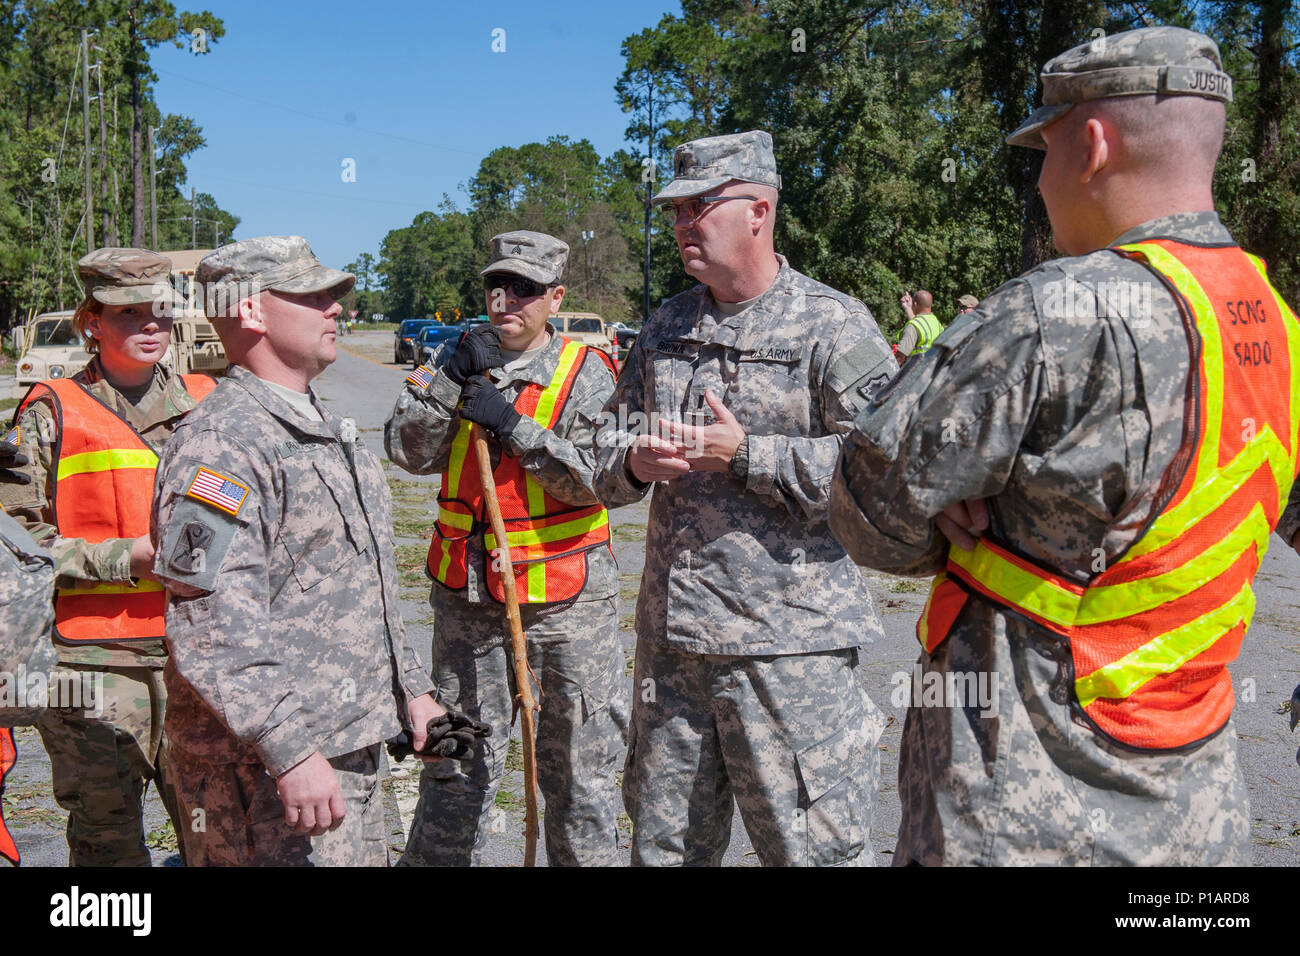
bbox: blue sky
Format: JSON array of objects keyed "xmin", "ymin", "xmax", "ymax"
[{"xmin": 151, "ymin": 0, "xmax": 677, "ymax": 273}]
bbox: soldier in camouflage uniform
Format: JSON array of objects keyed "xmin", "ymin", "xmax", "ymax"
[
  {"xmin": 151, "ymin": 236, "xmax": 441, "ymax": 866},
  {"xmin": 0, "ymin": 248, "xmax": 196, "ymax": 866},
  {"xmin": 1, "ymin": 448, "xmax": 56, "ymax": 866},
  {"xmin": 830, "ymin": 28, "xmax": 1289, "ymax": 865},
  {"xmin": 593, "ymin": 131, "xmax": 897, "ymax": 866},
  {"xmin": 386, "ymin": 230, "xmax": 627, "ymax": 866}
]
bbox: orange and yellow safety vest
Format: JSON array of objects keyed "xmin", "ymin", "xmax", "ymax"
[
  {"xmin": 19, "ymin": 374, "xmax": 216, "ymax": 644},
  {"xmin": 918, "ymin": 238, "xmax": 1300, "ymax": 750},
  {"xmin": 427, "ymin": 338, "xmax": 613, "ymax": 605}
]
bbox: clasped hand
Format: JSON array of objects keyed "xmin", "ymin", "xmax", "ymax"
[{"xmin": 626, "ymin": 390, "xmax": 745, "ymax": 483}]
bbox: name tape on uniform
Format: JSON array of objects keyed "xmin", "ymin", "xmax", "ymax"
[{"xmin": 185, "ymin": 466, "xmax": 250, "ymax": 517}]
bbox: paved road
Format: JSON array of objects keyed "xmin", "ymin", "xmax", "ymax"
[{"xmin": 5, "ymin": 330, "xmax": 1299, "ymax": 866}]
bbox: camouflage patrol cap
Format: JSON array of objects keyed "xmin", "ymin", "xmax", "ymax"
[
  {"xmin": 1008, "ymin": 26, "xmax": 1233, "ymax": 150},
  {"xmin": 196, "ymin": 235, "xmax": 354, "ymax": 317},
  {"xmin": 77, "ymin": 247, "xmax": 180, "ymax": 306},
  {"xmin": 957, "ymin": 294, "xmax": 979, "ymax": 309},
  {"xmin": 480, "ymin": 231, "xmax": 568, "ymax": 285},
  {"xmin": 651, "ymin": 130, "xmax": 782, "ymax": 205}
]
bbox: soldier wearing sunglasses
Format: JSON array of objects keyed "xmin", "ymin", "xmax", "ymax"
[
  {"xmin": 385, "ymin": 230, "xmax": 627, "ymax": 866},
  {"xmin": 594, "ymin": 130, "xmax": 897, "ymax": 866}
]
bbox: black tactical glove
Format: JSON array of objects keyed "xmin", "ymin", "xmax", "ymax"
[
  {"xmin": 459, "ymin": 374, "xmax": 522, "ymax": 440},
  {"xmin": 444, "ymin": 324, "xmax": 504, "ymax": 385},
  {"xmin": 0, "ymin": 440, "xmax": 31, "ymax": 486},
  {"xmin": 387, "ymin": 708, "xmax": 494, "ymax": 762}
]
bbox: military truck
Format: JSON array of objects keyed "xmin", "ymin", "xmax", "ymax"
[
  {"xmin": 555, "ymin": 312, "xmax": 619, "ymax": 369},
  {"xmin": 9, "ymin": 249, "xmax": 227, "ymax": 398},
  {"xmin": 10, "ymin": 311, "xmax": 88, "ymax": 398},
  {"xmin": 161, "ymin": 248, "xmax": 228, "ymax": 376}
]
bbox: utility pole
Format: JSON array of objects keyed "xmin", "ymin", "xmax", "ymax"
[
  {"xmin": 190, "ymin": 186, "xmax": 197, "ymax": 249},
  {"xmin": 81, "ymin": 30, "xmax": 94, "ymax": 253},
  {"xmin": 581, "ymin": 230, "xmax": 594, "ymax": 300},
  {"xmin": 149, "ymin": 125, "xmax": 157, "ymax": 249},
  {"xmin": 642, "ymin": 80, "xmax": 653, "ymax": 323}
]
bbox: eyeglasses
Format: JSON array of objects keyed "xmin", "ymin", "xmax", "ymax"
[
  {"xmin": 660, "ymin": 194, "xmax": 759, "ymax": 226},
  {"xmin": 484, "ymin": 274, "xmax": 549, "ymax": 299}
]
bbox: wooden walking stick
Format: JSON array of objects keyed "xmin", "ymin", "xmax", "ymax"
[{"xmin": 471, "ymin": 424, "xmax": 540, "ymax": 867}]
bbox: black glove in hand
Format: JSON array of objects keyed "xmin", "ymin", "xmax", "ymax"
[
  {"xmin": 444, "ymin": 324, "xmax": 504, "ymax": 385},
  {"xmin": 386, "ymin": 708, "xmax": 494, "ymax": 763},
  {"xmin": 0, "ymin": 441, "xmax": 31, "ymax": 485},
  {"xmin": 460, "ymin": 375, "xmax": 522, "ymax": 440}
]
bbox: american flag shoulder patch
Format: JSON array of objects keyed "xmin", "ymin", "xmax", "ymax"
[
  {"xmin": 185, "ymin": 466, "xmax": 250, "ymax": 517},
  {"xmin": 407, "ymin": 365, "xmax": 434, "ymax": 390},
  {"xmin": 2, "ymin": 425, "xmax": 17, "ymax": 447}
]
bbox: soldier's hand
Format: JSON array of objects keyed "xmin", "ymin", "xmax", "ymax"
[
  {"xmin": 0, "ymin": 441, "xmax": 31, "ymax": 485},
  {"xmin": 626, "ymin": 433, "xmax": 690, "ymax": 483},
  {"xmin": 408, "ymin": 693, "xmax": 448, "ymax": 763},
  {"xmin": 445, "ymin": 324, "xmax": 504, "ymax": 385},
  {"xmin": 459, "ymin": 375, "xmax": 522, "ymax": 439},
  {"xmin": 934, "ymin": 498, "xmax": 990, "ymax": 551},
  {"xmin": 659, "ymin": 390, "xmax": 745, "ymax": 473},
  {"xmin": 129, "ymin": 534, "xmax": 159, "ymax": 582},
  {"xmin": 276, "ymin": 751, "xmax": 346, "ymax": 836}
]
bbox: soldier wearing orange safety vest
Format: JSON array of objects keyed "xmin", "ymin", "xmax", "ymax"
[
  {"xmin": 386, "ymin": 230, "xmax": 627, "ymax": 866},
  {"xmin": 830, "ymin": 27, "xmax": 1298, "ymax": 865},
  {"xmin": 0, "ymin": 248, "xmax": 213, "ymax": 866}
]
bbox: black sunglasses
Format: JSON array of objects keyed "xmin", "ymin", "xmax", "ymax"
[{"xmin": 484, "ymin": 274, "xmax": 549, "ymax": 299}]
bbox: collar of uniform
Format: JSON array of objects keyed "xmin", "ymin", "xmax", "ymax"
[
  {"xmin": 710, "ymin": 253, "xmax": 791, "ymax": 335},
  {"xmin": 74, "ymin": 355, "xmax": 185, "ymax": 420},
  {"xmin": 224, "ymin": 364, "xmax": 337, "ymax": 440},
  {"xmin": 493, "ymin": 324, "xmax": 565, "ymax": 389},
  {"xmin": 1108, "ymin": 210, "xmax": 1233, "ymax": 248}
]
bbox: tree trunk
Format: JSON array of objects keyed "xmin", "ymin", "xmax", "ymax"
[
  {"xmin": 129, "ymin": 8, "xmax": 145, "ymax": 247},
  {"xmin": 1249, "ymin": 0, "xmax": 1286, "ymax": 267}
]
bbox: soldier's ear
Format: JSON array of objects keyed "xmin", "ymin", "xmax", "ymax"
[
  {"xmin": 237, "ymin": 292, "xmax": 267, "ymax": 334},
  {"xmin": 549, "ymin": 285, "xmax": 565, "ymax": 315}
]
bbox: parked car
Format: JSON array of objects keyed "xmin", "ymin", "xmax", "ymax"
[
  {"xmin": 414, "ymin": 324, "xmax": 464, "ymax": 368},
  {"xmin": 394, "ymin": 319, "xmax": 439, "ymax": 363},
  {"xmin": 553, "ymin": 312, "xmax": 619, "ymax": 369}
]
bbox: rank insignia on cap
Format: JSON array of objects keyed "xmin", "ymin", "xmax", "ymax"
[
  {"xmin": 407, "ymin": 365, "xmax": 434, "ymax": 390},
  {"xmin": 185, "ymin": 466, "xmax": 250, "ymax": 517},
  {"xmin": 3, "ymin": 426, "xmax": 17, "ymax": 447}
]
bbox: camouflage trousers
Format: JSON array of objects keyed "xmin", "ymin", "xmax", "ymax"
[
  {"xmin": 36, "ymin": 663, "xmax": 185, "ymax": 867},
  {"xmin": 170, "ymin": 745, "xmax": 387, "ymax": 866},
  {"xmin": 625, "ymin": 641, "xmax": 884, "ymax": 867},
  {"xmin": 399, "ymin": 591, "xmax": 628, "ymax": 867}
]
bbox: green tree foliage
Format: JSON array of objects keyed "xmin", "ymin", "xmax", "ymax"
[{"xmin": 0, "ymin": 0, "xmax": 235, "ymax": 332}]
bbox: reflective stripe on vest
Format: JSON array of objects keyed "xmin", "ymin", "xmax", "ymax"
[
  {"xmin": 426, "ymin": 339, "xmax": 612, "ymax": 604},
  {"xmin": 918, "ymin": 240, "xmax": 1300, "ymax": 749},
  {"xmin": 20, "ymin": 373, "xmax": 214, "ymax": 643},
  {"xmin": 906, "ymin": 313, "xmax": 944, "ymax": 355}
]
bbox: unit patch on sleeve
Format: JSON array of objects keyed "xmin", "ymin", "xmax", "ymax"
[{"xmin": 185, "ymin": 466, "xmax": 250, "ymax": 517}]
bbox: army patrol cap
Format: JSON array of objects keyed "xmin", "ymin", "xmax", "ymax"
[
  {"xmin": 651, "ymin": 130, "xmax": 782, "ymax": 205},
  {"xmin": 480, "ymin": 231, "xmax": 568, "ymax": 285},
  {"xmin": 1007, "ymin": 26, "xmax": 1233, "ymax": 150},
  {"xmin": 957, "ymin": 294, "xmax": 979, "ymax": 309},
  {"xmin": 196, "ymin": 235, "xmax": 355, "ymax": 317},
  {"xmin": 78, "ymin": 247, "xmax": 180, "ymax": 306}
]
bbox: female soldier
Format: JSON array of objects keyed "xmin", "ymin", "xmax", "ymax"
[{"xmin": 0, "ymin": 248, "xmax": 214, "ymax": 866}]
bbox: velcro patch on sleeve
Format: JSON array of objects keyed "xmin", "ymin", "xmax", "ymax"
[
  {"xmin": 407, "ymin": 365, "xmax": 434, "ymax": 390},
  {"xmin": 3, "ymin": 426, "xmax": 17, "ymax": 447},
  {"xmin": 185, "ymin": 466, "xmax": 250, "ymax": 517}
]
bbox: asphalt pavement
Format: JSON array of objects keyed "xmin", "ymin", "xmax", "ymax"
[{"xmin": 4, "ymin": 329, "xmax": 1298, "ymax": 866}]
